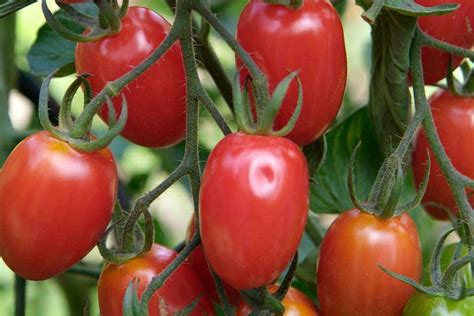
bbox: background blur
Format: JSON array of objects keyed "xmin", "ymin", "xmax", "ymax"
[{"xmin": 0, "ymin": 0, "xmax": 449, "ymax": 315}]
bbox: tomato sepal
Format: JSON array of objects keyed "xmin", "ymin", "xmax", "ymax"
[
  {"xmin": 233, "ymin": 70, "xmax": 303, "ymax": 137},
  {"xmin": 348, "ymin": 140, "xmax": 430, "ymax": 219},
  {"xmin": 380, "ymin": 227, "xmax": 474, "ymax": 301},
  {"xmin": 98, "ymin": 203, "xmax": 155, "ymax": 265},
  {"xmin": 42, "ymin": 0, "xmax": 127, "ymax": 42},
  {"xmin": 38, "ymin": 68, "xmax": 128, "ymax": 152},
  {"xmin": 122, "ymin": 280, "xmax": 147, "ymax": 316},
  {"xmin": 240, "ymin": 287, "xmax": 285, "ymax": 315}
]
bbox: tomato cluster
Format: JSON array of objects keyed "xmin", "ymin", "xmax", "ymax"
[{"xmin": 2, "ymin": 0, "xmax": 474, "ymax": 315}]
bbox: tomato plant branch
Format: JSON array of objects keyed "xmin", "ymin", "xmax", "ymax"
[
  {"xmin": 66, "ymin": 265, "xmax": 101, "ymax": 279},
  {"xmin": 210, "ymin": 268, "xmax": 235, "ymax": 316},
  {"xmin": 192, "ymin": 0, "xmax": 271, "ymax": 122},
  {"xmin": 14, "ymin": 276, "xmax": 26, "ymax": 316},
  {"xmin": 410, "ymin": 35, "xmax": 474, "ymax": 243},
  {"xmin": 140, "ymin": 232, "xmax": 201, "ymax": 306},
  {"xmin": 165, "ymin": 0, "xmax": 234, "ymax": 110},
  {"xmin": 417, "ymin": 28, "xmax": 474, "ymax": 61},
  {"xmin": 198, "ymin": 91, "xmax": 232, "ymax": 135},
  {"xmin": 0, "ymin": 14, "xmax": 17, "ymax": 164}
]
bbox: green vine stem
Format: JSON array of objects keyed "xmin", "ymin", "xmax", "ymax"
[
  {"xmin": 411, "ymin": 29, "xmax": 474, "ymax": 243},
  {"xmin": 192, "ymin": 0, "xmax": 271, "ymax": 123},
  {"xmin": 209, "ymin": 268, "xmax": 235, "ymax": 316},
  {"xmin": 164, "ymin": 0, "xmax": 234, "ymax": 110},
  {"xmin": 0, "ymin": 14, "xmax": 16, "ymax": 164},
  {"xmin": 14, "ymin": 275, "xmax": 26, "ymax": 316}
]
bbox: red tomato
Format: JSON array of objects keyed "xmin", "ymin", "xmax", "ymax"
[
  {"xmin": 412, "ymin": 89, "xmax": 474, "ymax": 219},
  {"xmin": 0, "ymin": 131, "xmax": 117, "ymax": 280},
  {"xmin": 236, "ymin": 0, "xmax": 347, "ymax": 146},
  {"xmin": 75, "ymin": 6, "xmax": 186, "ymax": 148},
  {"xmin": 416, "ymin": 0, "xmax": 474, "ymax": 85},
  {"xmin": 236, "ymin": 285, "xmax": 320, "ymax": 315},
  {"xmin": 200, "ymin": 132, "xmax": 309, "ymax": 289},
  {"xmin": 97, "ymin": 244, "xmax": 214, "ymax": 316},
  {"xmin": 317, "ymin": 209, "xmax": 422, "ymax": 316},
  {"xmin": 186, "ymin": 216, "xmax": 240, "ymax": 305}
]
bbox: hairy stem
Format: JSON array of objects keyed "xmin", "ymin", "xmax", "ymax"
[
  {"xmin": 411, "ymin": 34, "xmax": 474, "ymax": 243},
  {"xmin": 0, "ymin": 14, "xmax": 16, "ymax": 164}
]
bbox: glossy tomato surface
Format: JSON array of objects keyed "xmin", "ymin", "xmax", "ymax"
[
  {"xmin": 76, "ymin": 6, "xmax": 186, "ymax": 148},
  {"xmin": 98, "ymin": 244, "xmax": 214, "ymax": 315},
  {"xmin": 412, "ymin": 89, "xmax": 474, "ymax": 220},
  {"xmin": 0, "ymin": 131, "xmax": 117, "ymax": 280},
  {"xmin": 236, "ymin": 0, "xmax": 347, "ymax": 146},
  {"xmin": 317, "ymin": 209, "xmax": 422, "ymax": 316},
  {"xmin": 200, "ymin": 132, "xmax": 309, "ymax": 289},
  {"xmin": 403, "ymin": 292, "xmax": 474, "ymax": 316},
  {"xmin": 186, "ymin": 216, "xmax": 239, "ymax": 305},
  {"xmin": 236, "ymin": 285, "xmax": 319, "ymax": 315},
  {"xmin": 416, "ymin": 0, "xmax": 474, "ymax": 84}
]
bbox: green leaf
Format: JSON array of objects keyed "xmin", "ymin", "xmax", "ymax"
[
  {"xmin": 303, "ymin": 136, "xmax": 326, "ymax": 183},
  {"xmin": 369, "ymin": 10, "xmax": 415, "ymax": 154},
  {"xmin": 27, "ymin": 3, "xmax": 97, "ymax": 77},
  {"xmin": 383, "ymin": 0, "xmax": 458, "ymax": 17},
  {"xmin": 310, "ymin": 107, "xmax": 384, "ymax": 213}
]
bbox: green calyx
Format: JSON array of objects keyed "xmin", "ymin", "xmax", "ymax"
[
  {"xmin": 381, "ymin": 228, "xmax": 474, "ymax": 301},
  {"xmin": 98, "ymin": 202, "xmax": 155, "ymax": 265},
  {"xmin": 348, "ymin": 143, "xmax": 431, "ymax": 219},
  {"xmin": 39, "ymin": 69, "xmax": 128, "ymax": 152},
  {"xmin": 239, "ymin": 253, "xmax": 298, "ymax": 315},
  {"xmin": 43, "ymin": 0, "xmax": 129, "ymax": 43},
  {"xmin": 264, "ymin": 0, "xmax": 303, "ymax": 10},
  {"xmin": 233, "ymin": 70, "xmax": 303, "ymax": 137}
]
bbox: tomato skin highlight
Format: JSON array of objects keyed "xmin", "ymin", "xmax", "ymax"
[
  {"xmin": 416, "ymin": 0, "xmax": 474, "ymax": 85},
  {"xmin": 317, "ymin": 209, "xmax": 422, "ymax": 316},
  {"xmin": 97, "ymin": 244, "xmax": 215, "ymax": 316},
  {"xmin": 75, "ymin": 6, "xmax": 186, "ymax": 148},
  {"xmin": 200, "ymin": 132, "xmax": 309, "ymax": 290},
  {"xmin": 236, "ymin": 0, "xmax": 347, "ymax": 146},
  {"xmin": 186, "ymin": 216, "xmax": 240, "ymax": 305},
  {"xmin": 0, "ymin": 131, "xmax": 117, "ymax": 280},
  {"xmin": 403, "ymin": 292, "xmax": 474, "ymax": 316},
  {"xmin": 236, "ymin": 285, "xmax": 320, "ymax": 315},
  {"xmin": 412, "ymin": 89, "xmax": 474, "ymax": 220}
]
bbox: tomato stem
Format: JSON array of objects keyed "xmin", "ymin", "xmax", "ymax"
[
  {"xmin": 140, "ymin": 232, "xmax": 202, "ymax": 306},
  {"xmin": 0, "ymin": 14, "xmax": 16, "ymax": 164},
  {"xmin": 411, "ymin": 32, "xmax": 474, "ymax": 244},
  {"xmin": 193, "ymin": 0, "xmax": 271, "ymax": 124},
  {"xmin": 14, "ymin": 275, "xmax": 26, "ymax": 316}
]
